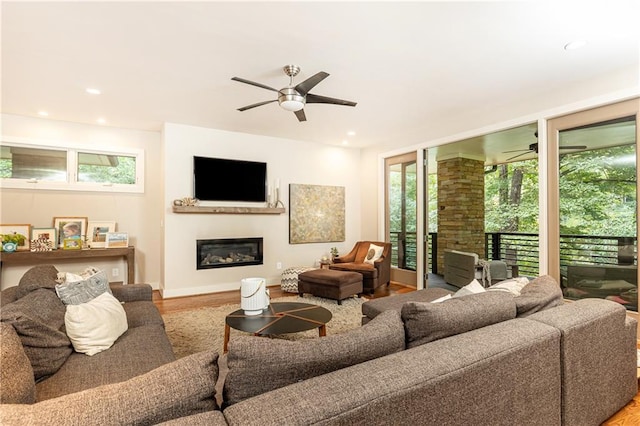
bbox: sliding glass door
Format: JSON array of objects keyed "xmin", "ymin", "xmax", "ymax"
[
  {"xmin": 548, "ymin": 99, "xmax": 640, "ymax": 310},
  {"xmin": 385, "ymin": 152, "xmax": 417, "ymax": 286}
]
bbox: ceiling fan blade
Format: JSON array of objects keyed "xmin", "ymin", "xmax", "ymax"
[
  {"xmin": 560, "ymin": 145, "xmax": 588, "ymax": 150},
  {"xmin": 231, "ymin": 77, "xmax": 279, "ymax": 92},
  {"xmin": 306, "ymin": 93, "xmax": 357, "ymax": 107},
  {"xmin": 294, "ymin": 109, "xmax": 306, "ymax": 122},
  {"xmin": 237, "ymin": 99, "xmax": 277, "ymax": 112},
  {"xmin": 294, "ymin": 72, "xmax": 329, "ymax": 96},
  {"xmin": 505, "ymin": 151, "xmax": 532, "ymax": 162},
  {"xmin": 502, "ymin": 148, "xmax": 530, "ymax": 154}
]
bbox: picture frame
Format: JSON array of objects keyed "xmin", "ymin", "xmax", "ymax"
[
  {"xmin": 53, "ymin": 217, "xmax": 87, "ymax": 248},
  {"xmin": 87, "ymin": 221, "xmax": 116, "ymax": 248},
  {"xmin": 0, "ymin": 224, "xmax": 32, "ymax": 251},
  {"xmin": 105, "ymin": 232, "xmax": 129, "ymax": 248},
  {"xmin": 63, "ymin": 238, "xmax": 82, "ymax": 250},
  {"xmin": 31, "ymin": 227, "xmax": 58, "ymax": 250}
]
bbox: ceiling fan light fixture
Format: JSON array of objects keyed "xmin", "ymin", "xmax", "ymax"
[{"xmin": 278, "ymin": 88, "xmax": 305, "ymax": 111}]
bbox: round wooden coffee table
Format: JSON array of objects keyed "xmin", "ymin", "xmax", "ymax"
[{"xmin": 223, "ymin": 301, "xmax": 332, "ymax": 353}]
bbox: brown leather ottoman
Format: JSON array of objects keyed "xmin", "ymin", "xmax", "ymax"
[{"xmin": 298, "ymin": 269, "xmax": 363, "ymax": 305}]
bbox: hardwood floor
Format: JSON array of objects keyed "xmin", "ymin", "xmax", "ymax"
[{"xmin": 153, "ymin": 282, "xmax": 639, "ymax": 423}]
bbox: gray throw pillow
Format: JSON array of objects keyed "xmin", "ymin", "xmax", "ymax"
[
  {"xmin": 0, "ymin": 288, "xmax": 72, "ymax": 380},
  {"xmin": 223, "ymin": 309, "xmax": 405, "ymax": 407},
  {"xmin": 0, "ymin": 323, "xmax": 36, "ymax": 404},
  {"xmin": 16, "ymin": 265, "xmax": 60, "ymax": 299},
  {"xmin": 402, "ymin": 291, "xmax": 517, "ymax": 349},
  {"xmin": 55, "ymin": 269, "xmax": 111, "ymax": 305},
  {"xmin": 514, "ymin": 275, "xmax": 564, "ymax": 317},
  {"xmin": 0, "ymin": 350, "xmax": 220, "ymax": 426}
]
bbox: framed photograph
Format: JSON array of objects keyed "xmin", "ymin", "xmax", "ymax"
[
  {"xmin": 87, "ymin": 221, "xmax": 116, "ymax": 248},
  {"xmin": 53, "ymin": 217, "xmax": 87, "ymax": 248},
  {"xmin": 105, "ymin": 232, "xmax": 129, "ymax": 248},
  {"xmin": 31, "ymin": 227, "xmax": 57, "ymax": 250},
  {"xmin": 0, "ymin": 224, "xmax": 31, "ymax": 251},
  {"xmin": 63, "ymin": 238, "xmax": 82, "ymax": 250}
]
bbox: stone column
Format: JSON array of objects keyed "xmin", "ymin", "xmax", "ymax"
[{"xmin": 436, "ymin": 156, "xmax": 485, "ymax": 273}]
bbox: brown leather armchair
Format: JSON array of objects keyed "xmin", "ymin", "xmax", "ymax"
[{"xmin": 329, "ymin": 241, "xmax": 392, "ymax": 294}]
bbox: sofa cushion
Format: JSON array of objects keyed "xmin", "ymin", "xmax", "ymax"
[
  {"xmin": 16, "ymin": 265, "xmax": 59, "ymax": 299},
  {"xmin": 0, "ymin": 288, "xmax": 72, "ymax": 380},
  {"xmin": 36, "ymin": 324, "xmax": 175, "ymax": 401},
  {"xmin": 0, "ymin": 350, "xmax": 220, "ymax": 426},
  {"xmin": 0, "ymin": 323, "xmax": 35, "ymax": 404},
  {"xmin": 223, "ymin": 309, "xmax": 405, "ymax": 407},
  {"xmin": 65, "ymin": 292, "xmax": 128, "ymax": 356},
  {"xmin": 329, "ymin": 262, "xmax": 377, "ymax": 278},
  {"xmin": 55, "ymin": 268, "xmax": 111, "ymax": 305},
  {"xmin": 514, "ymin": 275, "xmax": 564, "ymax": 317},
  {"xmin": 361, "ymin": 287, "xmax": 453, "ymax": 320},
  {"xmin": 402, "ymin": 291, "xmax": 517, "ymax": 348}
]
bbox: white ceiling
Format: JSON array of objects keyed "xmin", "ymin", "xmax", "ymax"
[{"xmin": 2, "ymin": 1, "xmax": 639, "ymax": 157}]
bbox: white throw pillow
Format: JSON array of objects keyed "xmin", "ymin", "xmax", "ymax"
[
  {"xmin": 431, "ymin": 294, "xmax": 452, "ymax": 303},
  {"xmin": 364, "ymin": 244, "xmax": 385, "ymax": 264},
  {"xmin": 65, "ymin": 292, "xmax": 128, "ymax": 356},
  {"xmin": 453, "ymin": 279, "xmax": 486, "ymax": 298},
  {"xmin": 487, "ymin": 276, "xmax": 530, "ymax": 296}
]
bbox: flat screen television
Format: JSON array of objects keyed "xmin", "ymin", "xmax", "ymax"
[{"xmin": 193, "ymin": 156, "xmax": 267, "ymax": 202}]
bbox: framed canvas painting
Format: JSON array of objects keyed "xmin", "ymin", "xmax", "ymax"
[
  {"xmin": 31, "ymin": 227, "xmax": 57, "ymax": 250},
  {"xmin": 105, "ymin": 232, "xmax": 129, "ymax": 248},
  {"xmin": 87, "ymin": 221, "xmax": 116, "ymax": 248},
  {"xmin": 53, "ymin": 217, "xmax": 87, "ymax": 248},
  {"xmin": 0, "ymin": 224, "xmax": 31, "ymax": 251}
]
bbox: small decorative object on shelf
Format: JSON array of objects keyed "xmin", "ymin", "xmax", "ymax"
[
  {"xmin": 30, "ymin": 238, "xmax": 54, "ymax": 252},
  {"xmin": 173, "ymin": 197, "xmax": 199, "ymax": 207},
  {"xmin": 267, "ymin": 178, "xmax": 285, "ymax": 209},
  {"xmin": 330, "ymin": 247, "xmax": 339, "ymax": 259},
  {"xmin": 2, "ymin": 242, "xmax": 18, "ymax": 253}
]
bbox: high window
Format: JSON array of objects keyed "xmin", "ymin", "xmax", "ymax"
[{"xmin": 0, "ymin": 138, "xmax": 144, "ymax": 193}]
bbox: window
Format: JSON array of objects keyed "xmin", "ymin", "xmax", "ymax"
[{"xmin": 0, "ymin": 138, "xmax": 144, "ymax": 193}]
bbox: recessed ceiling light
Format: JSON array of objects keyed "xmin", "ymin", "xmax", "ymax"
[
  {"xmin": 38, "ymin": 111, "xmax": 49, "ymax": 117},
  {"xmin": 86, "ymin": 88, "xmax": 101, "ymax": 95},
  {"xmin": 347, "ymin": 131, "xmax": 356, "ymax": 136},
  {"xmin": 342, "ymin": 140, "xmax": 348, "ymax": 145},
  {"xmin": 97, "ymin": 118, "xmax": 106, "ymax": 124},
  {"xmin": 564, "ymin": 40, "xmax": 587, "ymax": 51}
]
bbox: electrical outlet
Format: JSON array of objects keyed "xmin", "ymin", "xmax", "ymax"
[
  {"xmin": 112, "ymin": 268, "xmax": 119, "ymax": 277},
  {"xmin": 276, "ymin": 262, "xmax": 282, "ymax": 270}
]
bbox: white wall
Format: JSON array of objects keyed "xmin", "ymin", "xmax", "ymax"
[
  {"xmin": 0, "ymin": 114, "xmax": 163, "ymax": 289},
  {"xmin": 161, "ymin": 123, "xmax": 362, "ymax": 298}
]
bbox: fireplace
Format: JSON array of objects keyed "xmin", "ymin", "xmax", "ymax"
[{"xmin": 197, "ymin": 237, "xmax": 263, "ymax": 270}]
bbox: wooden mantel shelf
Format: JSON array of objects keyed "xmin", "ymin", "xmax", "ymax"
[{"xmin": 172, "ymin": 205, "xmax": 285, "ymax": 215}]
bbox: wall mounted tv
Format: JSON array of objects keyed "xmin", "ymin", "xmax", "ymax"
[{"xmin": 193, "ymin": 156, "xmax": 267, "ymax": 202}]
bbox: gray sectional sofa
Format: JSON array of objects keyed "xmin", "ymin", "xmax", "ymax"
[
  {"xmin": 1, "ymin": 270, "xmax": 636, "ymax": 425},
  {"xmin": 0, "ymin": 265, "xmax": 216, "ymax": 424}
]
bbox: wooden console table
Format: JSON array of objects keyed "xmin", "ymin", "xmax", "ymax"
[{"xmin": 0, "ymin": 247, "xmax": 135, "ymax": 285}]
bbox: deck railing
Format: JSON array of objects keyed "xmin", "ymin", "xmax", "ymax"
[{"xmin": 390, "ymin": 231, "xmax": 637, "ymax": 278}]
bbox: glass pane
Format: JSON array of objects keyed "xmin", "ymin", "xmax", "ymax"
[
  {"xmin": 77, "ymin": 152, "xmax": 136, "ymax": 184},
  {"xmin": 559, "ymin": 116, "xmax": 637, "ymax": 311},
  {"xmin": 485, "ymin": 159, "xmax": 540, "ymax": 277},
  {"xmin": 388, "ymin": 160, "xmax": 417, "ymax": 270},
  {"xmin": 0, "ymin": 146, "xmax": 67, "ymax": 181}
]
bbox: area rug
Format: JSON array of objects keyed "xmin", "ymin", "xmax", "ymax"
[{"xmin": 163, "ymin": 295, "xmax": 365, "ymax": 359}]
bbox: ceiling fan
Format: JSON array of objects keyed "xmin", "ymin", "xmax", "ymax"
[
  {"xmin": 231, "ymin": 65, "xmax": 357, "ymax": 122},
  {"xmin": 503, "ymin": 132, "xmax": 587, "ymax": 161}
]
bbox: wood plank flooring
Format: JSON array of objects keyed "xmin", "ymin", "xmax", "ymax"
[{"xmin": 153, "ymin": 282, "xmax": 638, "ymax": 423}]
